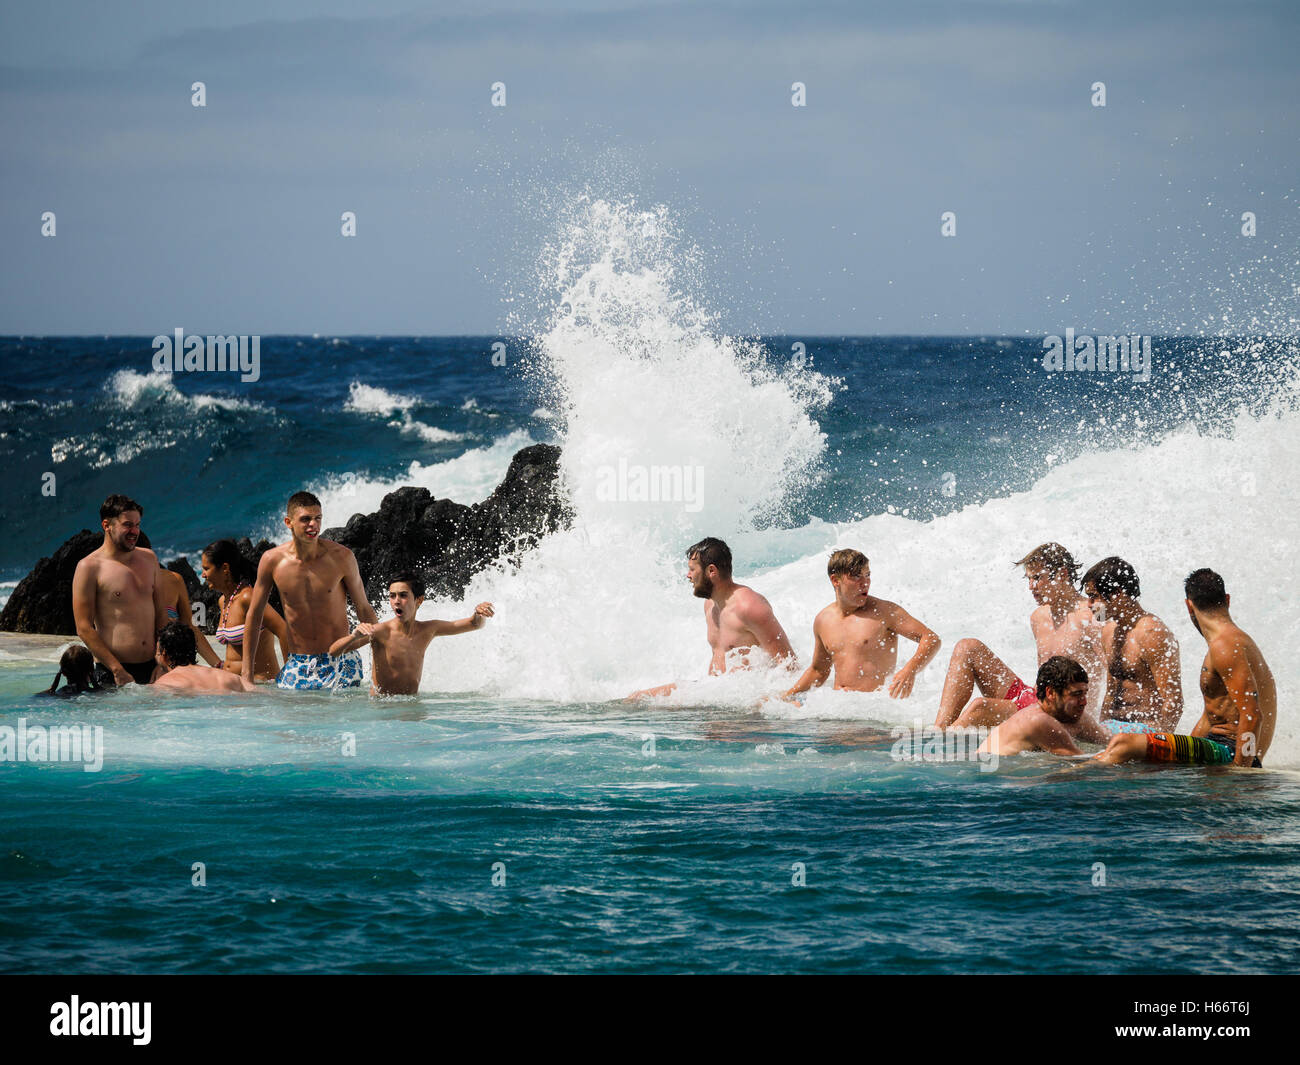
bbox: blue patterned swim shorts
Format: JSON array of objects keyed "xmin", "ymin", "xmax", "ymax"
[{"xmin": 276, "ymin": 651, "xmax": 363, "ymax": 691}]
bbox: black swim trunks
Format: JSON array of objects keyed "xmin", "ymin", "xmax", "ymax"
[{"xmin": 93, "ymin": 659, "xmax": 156, "ymax": 686}]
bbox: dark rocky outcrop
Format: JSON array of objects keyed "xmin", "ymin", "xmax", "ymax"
[
  {"xmin": 323, "ymin": 443, "xmax": 570, "ymax": 602},
  {"xmin": 2, "ymin": 444, "xmax": 569, "ymax": 634}
]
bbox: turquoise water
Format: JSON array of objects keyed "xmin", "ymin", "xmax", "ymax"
[{"xmin": 3, "ymin": 663, "xmax": 1297, "ymax": 974}]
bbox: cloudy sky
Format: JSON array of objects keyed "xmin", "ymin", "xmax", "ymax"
[{"xmin": 2, "ymin": 0, "xmax": 1297, "ymax": 334}]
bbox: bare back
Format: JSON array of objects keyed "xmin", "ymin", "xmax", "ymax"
[
  {"xmin": 1200, "ymin": 625, "xmax": 1277, "ymax": 758},
  {"xmin": 1102, "ymin": 614, "xmax": 1182, "ymax": 730},
  {"xmin": 704, "ymin": 584, "xmax": 789, "ymax": 672}
]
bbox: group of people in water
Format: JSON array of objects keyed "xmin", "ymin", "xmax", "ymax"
[
  {"xmin": 58, "ymin": 492, "xmax": 492, "ymax": 699},
  {"xmin": 624, "ymin": 538, "xmax": 1277, "ymax": 768},
  {"xmin": 54, "ymin": 492, "xmax": 1277, "ymax": 768}
]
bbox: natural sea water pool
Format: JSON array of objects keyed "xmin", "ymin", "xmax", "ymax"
[{"xmin": 3, "ymin": 652, "xmax": 1297, "ymax": 975}]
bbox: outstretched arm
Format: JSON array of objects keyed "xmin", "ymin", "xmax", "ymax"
[
  {"xmin": 427, "ymin": 602, "xmax": 494, "ymax": 637},
  {"xmin": 785, "ymin": 623, "xmax": 832, "ymax": 699},
  {"xmin": 887, "ymin": 605, "xmax": 942, "ymax": 699},
  {"xmin": 329, "ymin": 622, "xmax": 377, "ymax": 657}
]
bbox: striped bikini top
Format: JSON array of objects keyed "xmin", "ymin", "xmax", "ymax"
[
  {"xmin": 165, "ymin": 607, "xmax": 180, "ymax": 620},
  {"xmin": 217, "ymin": 582, "xmax": 249, "ymax": 647}
]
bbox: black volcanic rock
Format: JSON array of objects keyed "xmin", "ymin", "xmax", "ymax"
[
  {"xmin": 323, "ymin": 443, "xmax": 570, "ymax": 602},
  {"xmin": 3, "ymin": 445, "xmax": 570, "ymax": 634}
]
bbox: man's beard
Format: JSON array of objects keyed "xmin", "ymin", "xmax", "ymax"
[
  {"xmin": 693, "ymin": 576, "xmax": 714, "ymax": 599},
  {"xmin": 112, "ymin": 532, "xmax": 137, "ymax": 551}
]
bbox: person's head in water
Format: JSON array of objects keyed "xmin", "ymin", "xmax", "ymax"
[
  {"xmin": 686, "ymin": 538, "xmax": 732, "ymax": 599},
  {"xmin": 202, "ymin": 539, "xmax": 253, "ymax": 593},
  {"xmin": 47, "ymin": 644, "xmax": 97, "ymax": 694},
  {"xmin": 1184, "ymin": 568, "xmax": 1229, "ymax": 634},
  {"xmin": 1035, "ymin": 656, "xmax": 1089, "ymax": 723},
  {"xmin": 388, "ymin": 573, "xmax": 426, "ymax": 622},
  {"xmin": 827, "ymin": 548, "xmax": 871, "ymax": 611},
  {"xmin": 284, "ymin": 490, "xmax": 323, "ymax": 547},
  {"xmin": 156, "ymin": 621, "xmax": 198, "ymax": 670},
  {"xmin": 1015, "ymin": 542, "xmax": 1080, "ymax": 607},
  {"xmin": 100, "ymin": 494, "xmax": 143, "ymax": 553},
  {"xmin": 1081, "ymin": 556, "xmax": 1141, "ymax": 618}
]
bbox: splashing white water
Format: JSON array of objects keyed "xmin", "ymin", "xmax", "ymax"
[{"xmin": 415, "ymin": 197, "xmax": 1299, "ymax": 768}]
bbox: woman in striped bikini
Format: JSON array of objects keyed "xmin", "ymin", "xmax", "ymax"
[{"xmin": 201, "ymin": 539, "xmax": 289, "ymax": 682}]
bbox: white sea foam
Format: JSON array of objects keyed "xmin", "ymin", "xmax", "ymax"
[
  {"xmin": 107, "ymin": 370, "xmax": 265, "ymax": 413},
  {"xmin": 344, "ymin": 381, "xmax": 417, "ymax": 415}
]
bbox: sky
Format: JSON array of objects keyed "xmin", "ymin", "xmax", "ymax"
[{"xmin": 1, "ymin": 0, "xmax": 1297, "ymax": 335}]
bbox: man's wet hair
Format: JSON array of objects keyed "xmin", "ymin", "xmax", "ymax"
[
  {"xmin": 1036, "ymin": 655, "xmax": 1088, "ymax": 701},
  {"xmin": 1081, "ymin": 556, "xmax": 1141, "ymax": 600},
  {"xmin": 158, "ymin": 621, "xmax": 198, "ymax": 667},
  {"xmin": 101, "ymin": 494, "xmax": 143, "ymax": 521},
  {"xmin": 286, "ymin": 490, "xmax": 322, "ymax": 515},
  {"xmin": 687, "ymin": 537, "xmax": 732, "ymax": 579},
  {"xmin": 828, "ymin": 548, "xmax": 869, "ymax": 578},
  {"xmin": 1185, "ymin": 568, "xmax": 1228, "ymax": 610},
  {"xmin": 1015, "ymin": 542, "xmax": 1079, "ymax": 584},
  {"xmin": 389, "ymin": 573, "xmax": 426, "ymax": 600}
]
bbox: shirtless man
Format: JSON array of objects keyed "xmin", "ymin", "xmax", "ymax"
[
  {"xmin": 329, "ymin": 574, "xmax": 494, "ymax": 696},
  {"xmin": 626, "ymin": 537, "xmax": 794, "ymax": 699},
  {"xmin": 153, "ymin": 621, "xmax": 255, "ymax": 694},
  {"xmin": 935, "ymin": 543, "xmax": 1103, "ymax": 727},
  {"xmin": 242, "ymin": 491, "xmax": 379, "ymax": 690},
  {"xmin": 976, "ymin": 656, "xmax": 1110, "ymax": 757},
  {"xmin": 784, "ymin": 548, "xmax": 940, "ymax": 699},
  {"xmin": 71, "ymin": 494, "xmax": 160, "ymax": 686},
  {"xmin": 1081, "ymin": 556, "xmax": 1182, "ymax": 733},
  {"xmin": 1095, "ymin": 569, "xmax": 1275, "ymax": 767}
]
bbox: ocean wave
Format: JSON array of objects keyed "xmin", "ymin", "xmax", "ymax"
[{"xmin": 106, "ymin": 370, "xmax": 266, "ymax": 413}]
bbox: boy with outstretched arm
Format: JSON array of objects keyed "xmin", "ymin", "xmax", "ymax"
[{"xmin": 330, "ymin": 573, "xmax": 494, "ymax": 696}]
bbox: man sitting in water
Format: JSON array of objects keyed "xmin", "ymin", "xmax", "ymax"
[
  {"xmin": 975, "ymin": 656, "xmax": 1110, "ymax": 757},
  {"xmin": 329, "ymin": 574, "xmax": 494, "ymax": 696},
  {"xmin": 626, "ymin": 537, "xmax": 795, "ymax": 700},
  {"xmin": 784, "ymin": 548, "xmax": 940, "ymax": 699},
  {"xmin": 241, "ymin": 491, "xmax": 379, "ymax": 691},
  {"xmin": 1095, "ymin": 569, "xmax": 1275, "ymax": 767},
  {"xmin": 934, "ymin": 543, "xmax": 1103, "ymax": 728},
  {"xmin": 72, "ymin": 494, "xmax": 161, "ymax": 686},
  {"xmin": 1081, "ymin": 556, "xmax": 1182, "ymax": 733},
  {"xmin": 153, "ymin": 622, "xmax": 255, "ymax": 694}
]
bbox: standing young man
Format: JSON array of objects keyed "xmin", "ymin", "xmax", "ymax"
[
  {"xmin": 242, "ymin": 491, "xmax": 379, "ymax": 690},
  {"xmin": 71, "ymin": 494, "xmax": 160, "ymax": 686}
]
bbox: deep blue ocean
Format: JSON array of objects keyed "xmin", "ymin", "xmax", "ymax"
[{"xmin": 1, "ymin": 331, "xmax": 1298, "ymax": 974}]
